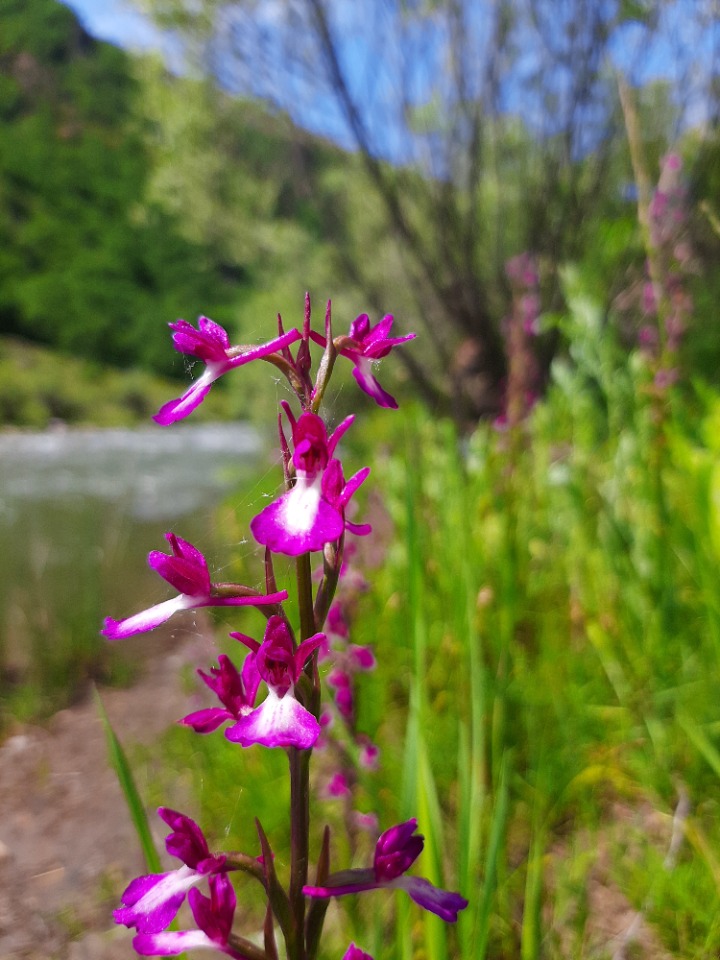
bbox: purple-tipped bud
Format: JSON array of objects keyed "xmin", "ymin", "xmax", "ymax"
[{"xmin": 374, "ymin": 819, "xmax": 424, "ymax": 881}]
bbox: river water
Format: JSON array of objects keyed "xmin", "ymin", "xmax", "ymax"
[{"xmin": 0, "ymin": 422, "xmax": 266, "ymax": 718}]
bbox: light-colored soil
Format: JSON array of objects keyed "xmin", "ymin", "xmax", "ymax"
[{"xmin": 0, "ymin": 628, "xmax": 208, "ymax": 960}]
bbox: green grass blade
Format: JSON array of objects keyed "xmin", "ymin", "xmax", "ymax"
[
  {"xmin": 678, "ymin": 713, "xmax": 720, "ymax": 779},
  {"xmin": 475, "ymin": 751, "xmax": 510, "ymax": 960},
  {"xmin": 93, "ymin": 685, "xmax": 162, "ymax": 874}
]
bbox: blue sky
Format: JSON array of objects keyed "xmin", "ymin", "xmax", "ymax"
[
  {"xmin": 60, "ymin": 0, "xmax": 718, "ymax": 163},
  {"xmin": 61, "ymin": 0, "xmax": 166, "ymax": 51}
]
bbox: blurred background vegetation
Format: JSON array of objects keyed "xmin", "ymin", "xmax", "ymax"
[
  {"xmin": 3, "ymin": 0, "xmax": 720, "ymax": 957},
  {"xmin": 1, "ymin": 0, "xmax": 719, "ymax": 426}
]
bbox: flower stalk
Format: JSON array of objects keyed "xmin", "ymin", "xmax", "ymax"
[{"xmin": 105, "ymin": 294, "xmax": 465, "ymax": 958}]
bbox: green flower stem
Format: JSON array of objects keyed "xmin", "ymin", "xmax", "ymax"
[
  {"xmin": 297, "ymin": 552, "xmax": 316, "ymax": 642},
  {"xmin": 287, "ymin": 549, "xmax": 317, "ymax": 960},
  {"xmin": 288, "ymin": 745, "xmax": 311, "ymax": 960}
]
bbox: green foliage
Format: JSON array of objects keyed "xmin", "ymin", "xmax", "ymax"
[
  {"xmin": 0, "ymin": 335, "xmax": 233, "ymax": 427},
  {"xmin": 94, "ymin": 686, "xmax": 163, "ymax": 874},
  {"xmin": 0, "ymin": 0, "xmax": 240, "ymax": 375}
]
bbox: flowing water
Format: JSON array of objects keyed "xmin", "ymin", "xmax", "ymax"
[{"xmin": 0, "ymin": 422, "xmax": 264, "ymax": 722}]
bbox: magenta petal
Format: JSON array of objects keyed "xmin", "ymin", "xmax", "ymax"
[
  {"xmin": 327, "ymin": 414, "xmax": 355, "ymax": 455},
  {"xmin": 395, "ymin": 875, "xmax": 469, "ymax": 923},
  {"xmin": 102, "ymin": 595, "xmax": 194, "ymax": 640},
  {"xmin": 346, "ymin": 520, "xmax": 372, "ymax": 536},
  {"xmin": 153, "ymin": 370, "xmax": 219, "ymax": 426},
  {"xmin": 343, "ymin": 944, "xmax": 374, "ymax": 960},
  {"xmin": 302, "ymin": 868, "xmax": 377, "ymax": 899},
  {"xmin": 341, "ymin": 466, "xmax": 371, "ymax": 505},
  {"xmin": 295, "ymin": 632, "xmax": 327, "ymax": 672},
  {"xmin": 250, "ymin": 480, "xmax": 344, "ymax": 556},
  {"xmin": 352, "ymin": 361, "xmax": 398, "ymax": 409},
  {"xmin": 133, "ymin": 930, "xmax": 219, "ymax": 956},
  {"xmin": 225, "ymin": 689, "xmax": 320, "ymax": 749},
  {"xmin": 113, "ymin": 866, "xmax": 200, "ymax": 933},
  {"xmin": 225, "ymin": 327, "xmax": 302, "ymax": 366},
  {"xmin": 189, "ymin": 874, "xmax": 235, "ymax": 942},
  {"xmin": 149, "ymin": 552, "xmax": 209, "ymax": 596},
  {"xmin": 179, "ymin": 707, "xmax": 233, "ymax": 733}
]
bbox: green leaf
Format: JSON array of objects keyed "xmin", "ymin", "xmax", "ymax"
[{"xmin": 93, "ymin": 685, "xmax": 162, "ymax": 874}]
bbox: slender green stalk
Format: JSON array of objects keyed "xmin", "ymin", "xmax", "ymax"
[{"xmin": 288, "ymin": 746, "xmax": 311, "ymax": 960}]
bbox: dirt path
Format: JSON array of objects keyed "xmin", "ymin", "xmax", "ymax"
[{"xmin": 0, "ymin": 630, "xmax": 207, "ymax": 960}]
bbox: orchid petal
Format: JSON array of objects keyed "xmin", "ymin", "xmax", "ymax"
[
  {"xmin": 295, "ymin": 631, "xmax": 327, "ymax": 672},
  {"xmin": 340, "ymin": 467, "xmax": 370, "ymax": 506},
  {"xmin": 343, "ymin": 944, "xmax": 374, "ymax": 960},
  {"xmin": 179, "ymin": 707, "xmax": 234, "ymax": 734},
  {"xmin": 250, "ymin": 477, "xmax": 344, "ymax": 556},
  {"xmin": 302, "ymin": 868, "xmax": 377, "ymax": 899},
  {"xmin": 352, "ymin": 361, "xmax": 398, "ymax": 409},
  {"xmin": 393, "ymin": 875, "xmax": 469, "ymax": 923},
  {"xmin": 328, "ymin": 415, "xmax": 355, "ymax": 455},
  {"xmin": 113, "ymin": 865, "xmax": 201, "ymax": 933},
  {"xmin": 132, "ymin": 930, "xmax": 222, "ymax": 956},
  {"xmin": 153, "ymin": 363, "xmax": 226, "ymax": 426},
  {"xmin": 225, "ymin": 688, "xmax": 320, "ymax": 749},
  {"xmin": 102, "ymin": 594, "xmax": 196, "ymax": 640}
]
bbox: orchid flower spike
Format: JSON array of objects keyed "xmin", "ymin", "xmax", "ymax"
[
  {"xmin": 132, "ymin": 874, "xmax": 246, "ymax": 958},
  {"xmin": 180, "ymin": 653, "xmax": 261, "ymax": 734},
  {"xmin": 250, "ymin": 411, "xmax": 360, "ymax": 556},
  {"xmin": 102, "ymin": 533, "xmax": 287, "ymax": 640},
  {"xmin": 303, "ymin": 818, "xmax": 468, "ymax": 923},
  {"xmin": 153, "ymin": 316, "xmax": 301, "ymax": 425},
  {"xmin": 114, "ymin": 808, "xmax": 229, "ymax": 934},
  {"xmin": 225, "ymin": 615, "xmax": 326, "ymax": 749}
]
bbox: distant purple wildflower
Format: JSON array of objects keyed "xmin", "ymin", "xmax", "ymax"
[
  {"xmin": 102, "ymin": 533, "xmax": 287, "ymax": 640},
  {"xmin": 303, "ymin": 818, "xmax": 468, "ymax": 922},
  {"xmin": 153, "ymin": 317, "xmax": 301, "ymax": 425},
  {"xmin": 323, "ymin": 771, "xmax": 352, "ymax": 798}
]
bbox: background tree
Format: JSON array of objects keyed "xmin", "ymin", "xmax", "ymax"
[
  {"xmin": 0, "ymin": 0, "xmax": 242, "ymax": 374},
  {"xmin": 134, "ymin": 0, "xmax": 720, "ymax": 420}
]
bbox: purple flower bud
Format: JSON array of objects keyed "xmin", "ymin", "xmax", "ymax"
[
  {"xmin": 349, "ymin": 645, "xmax": 376, "ymax": 671},
  {"xmin": 327, "ymin": 604, "xmax": 349, "ymax": 639},
  {"xmin": 374, "ymin": 819, "xmax": 424, "ymax": 881},
  {"xmin": 358, "ymin": 738, "xmax": 380, "ymax": 770},
  {"xmin": 353, "ymin": 811, "xmax": 379, "ymax": 833}
]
